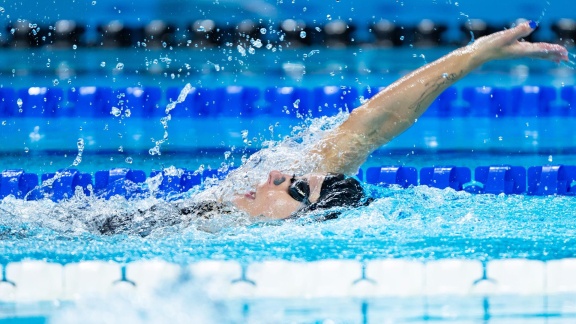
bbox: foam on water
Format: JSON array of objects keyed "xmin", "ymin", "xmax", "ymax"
[
  {"xmin": 1, "ymin": 178, "xmax": 575, "ymax": 263},
  {"xmin": 0, "ymin": 88, "xmax": 575, "ymax": 262}
]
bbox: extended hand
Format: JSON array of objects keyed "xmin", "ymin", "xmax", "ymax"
[{"xmin": 473, "ymin": 21, "xmax": 569, "ymax": 63}]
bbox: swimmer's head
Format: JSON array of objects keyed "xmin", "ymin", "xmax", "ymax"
[
  {"xmin": 293, "ymin": 173, "xmax": 368, "ymax": 221},
  {"xmin": 232, "ymin": 170, "xmax": 368, "ymax": 220}
]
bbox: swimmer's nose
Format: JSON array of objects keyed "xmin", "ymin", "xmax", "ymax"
[{"xmin": 269, "ymin": 170, "xmax": 287, "ymax": 186}]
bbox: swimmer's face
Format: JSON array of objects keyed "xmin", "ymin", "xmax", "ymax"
[{"xmin": 232, "ymin": 170, "xmax": 326, "ymax": 219}]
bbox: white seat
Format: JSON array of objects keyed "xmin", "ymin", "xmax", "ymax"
[
  {"xmin": 365, "ymin": 259, "xmax": 425, "ymax": 296},
  {"xmin": 425, "ymin": 259, "xmax": 483, "ymax": 295},
  {"xmin": 189, "ymin": 260, "xmax": 244, "ymax": 298},
  {"xmin": 126, "ymin": 260, "xmax": 182, "ymax": 293},
  {"xmin": 63, "ymin": 261, "xmax": 121, "ymax": 300},
  {"xmin": 5, "ymin": 261, "xmax": 63, "ymax": 302}
]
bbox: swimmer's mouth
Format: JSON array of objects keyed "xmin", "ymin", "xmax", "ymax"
[{"xmin": 245, "ymin": 191, "xmax": 256, "ymax": 200}]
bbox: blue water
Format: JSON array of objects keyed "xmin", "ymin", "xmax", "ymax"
[{"xmin": 1, "ymin": 1, "xmax": 576, "ymax": 321}]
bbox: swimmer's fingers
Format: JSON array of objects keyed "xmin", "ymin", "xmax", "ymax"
[
  {"xmin": 506, "ymin": 41, "xmax": 569, "ymax": 62},
  {"xmin": 506, "ymin": 21, "xmax": 536, "ymax": 42}
]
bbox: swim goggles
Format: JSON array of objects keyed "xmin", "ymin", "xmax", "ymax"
[{"xmin": 288, "ymin": 175, "xmax": 311, "ymax": 205}]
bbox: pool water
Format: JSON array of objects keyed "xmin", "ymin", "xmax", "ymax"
[{"xmin": 1, "ymin": 1, "xmax": 576, "ymax": 318}]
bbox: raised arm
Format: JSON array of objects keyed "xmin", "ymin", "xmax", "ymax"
[{"xmin": 310, "ymin": 21, "xmax": 568, "ymax": 175}]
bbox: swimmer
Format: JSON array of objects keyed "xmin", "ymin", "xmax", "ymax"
[
  {"xmin": 93, "ymin": 21, "xmax": 568, "ymax": 235},
  {"xmin": 229, "ymin": 20, "xmax": 568, "ymax": 220}
]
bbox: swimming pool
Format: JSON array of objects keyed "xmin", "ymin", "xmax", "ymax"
[{"xmin": 2, "ymin": 0, "xmax": 576, "ymax": 322}]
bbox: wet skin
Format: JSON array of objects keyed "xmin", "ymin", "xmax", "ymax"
[{"xmin": 232, "ymin": 170, "xmax": 326, "ymax": 220}]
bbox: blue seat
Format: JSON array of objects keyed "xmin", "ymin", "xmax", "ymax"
[
  {"xmin": 560, "ymin": 85, "xmax": 576, "ymax": 116},
  {"xmin": 17, "ymin": 87, "xmax": 64, "ymax": 117},
  {"xmin": 217, "ymin": 86, "xmax": 260, "ymax": 117},
  {"xmin": 465, "ymin": 165, "xmax": 526, "ymax": 194},
  {"xmin": 166, "ymin": 86, "xmax": 215, "ymax": 117},
  {"xmin": 95, "ymin": 168, "xmax": 147, "ymax": 199},
  {"xmin": 422, "ymin": 87, "xmax": 457, "ymax": 117},
  {"xmin": 28, "ymin": 169, "xmax": 92, "ymax": 201},
  {"xmin": 366, "ymin": 166, "xmax": 417, "ymax": 188},
  {"xmin": 462, "ymin": 86, "xmax": 510, "ymax": 117},
  {"xmin": 68, "ymin": 86, "xmax": 107, "ymax": 117},
  {"xmin": 510, "ymin": 86, "xmax": 556, "ymax": 117},
  {"xmin": 150, "ymin": 167, "xmax": 233, "ymax": 197},
  {"xmin": 527, "ymin": 165, "xmax": 576, "ymax": 196},
  {"xmin": 264, "ymin": 87, "xmax": 312, "ymax": 117},
  {"xmin": 0, "ymin": 169, "xmax": 38, "ymax": 199},
  {"xmin": 143, "ymin": 86, "xmax": 163, "ymax": 116},
  {"xmin": 312, "ymin": 86, "xmax": 359, "ymax": 117},
  {"xmin": 181, "ymin": 170, "xmax": 203, "ymax": 192},
  {"xmin": 113, "ymin": 87, "xmax": 163, "ymax": 118},
  {"xmin": 420, "ymin": 166, "xmax": 471, "ymax": 190},
  {"xmin": 0, "ymin": 88, "xmax": 17, "ymax": 117},
  {"xmin": 203, "ymin": 168, "xmax": 234, "ymax": 182},
  {"xmin": 150, "ymin": 168, "xmax": 191, "ymax": 196}
]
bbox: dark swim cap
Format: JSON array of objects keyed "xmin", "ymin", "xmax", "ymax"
[{"xmin": 295, "ymin": 173, "xmax": 370, "ymax": 221}]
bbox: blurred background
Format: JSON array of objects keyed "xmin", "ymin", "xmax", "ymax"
[{"xmin": 0, "ymin": 0, "xmax": 575, "ymax": 172}]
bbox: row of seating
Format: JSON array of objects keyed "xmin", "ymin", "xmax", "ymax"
[
  {"xmin": 4, "ymin": 18, "xmax": 576, "ymax": 49},
  {"xmin": 2, "ymin": 85, "xmax": 576, "ymax": 118},
  {"xmin": 1, "ymin": 165, "xmax": 575, "ymax": 202}
]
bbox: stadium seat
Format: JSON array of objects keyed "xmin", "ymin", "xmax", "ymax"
[
  {"xmin": 313, "ymin": 86, "xmax": 359, "ymax": 117},
  {"xmin": 464, "ymin": 165, "xmax": 526, "ymax": 194},
  {"xmin": 527, "ymin": 165, "xmax": 576, "ymax": 196},
  {"xmin": 366, "ymin": 166, "xmax": 418, "ymax": 188},
  {"xmin": 462, "ymin": 86, "xmax": 510, "ymax": 117},
  {"xmin": 28, "ymin": 169, "xmax": 92, "ymax": 201},
  {"xmin": 420, "ymin": 166, "xmax": 471, "ymax": 190},
  {"xmin": 95, "ymin": 168, "xmax": 147, "ymax": 199},
  {"xmin": 510, "ymin": 86, "xmax": 556, "ymax": 117},
  {"xmin": 17, "ymin": 87, "xmax": 64, "ymax": 117},
  {"xmin": 0, "ymin": 169, "xmax": 38, "ymax": 199}
]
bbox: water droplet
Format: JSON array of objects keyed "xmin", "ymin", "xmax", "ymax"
[
  {"xmin": 125, "ymin": 157, "xmax": 133, "ymax": 164},
  {"xmin": 1, "ymin": 121, "xmax": 6, "ymax": 126},
  {"xmin": 548, "ymin": 155, "xmax": 553, "ymax": 162},
  {"xmin": 0, "ymin": 7, "xmax": 5, "ymax": 13},
  {"xmin": 260, "ymin": 28, "xmax": 267, "ymax": 34},
  {"xmin": 118, "ymin": 146, "xmax": 123, "ymax": 152},
  {"xmin": 237, "ymin": 45, "xmax": 246, "ymax": 56},
  {"xmin": 252, "ymin": 39, "xmax": 262, "ymax": 48},
  {"xmin": 100, "ymin": 62, "xmax": 106, "ymax": 67},
  {"xmin": 110, "ymin": 107, "xmax": 121, "ymax": 117},
  {"xmin": 300, "ymin": 31, "xmax": 307, "ymax": 38},
  {"xmin": 16, "ymin": 98, "xmax": 22, "ymax": 108},
  {"xmin": 293, "ymin": 99, "xmax": 300, "ymax": 108},
  {"xmin": 442, "ymin": 73, "xmax": 448, "ymax": 79},
  {"xmin": 400, "ymin": 36, "xmax": 404, "ymax": 41},
  {"xmin": 24, "ymin": 147, "xmax": 29, "ymax": 153},
  {"xmin": 72, "ymin": 44, "xmax": 77, "ymax": 50},
  {"xmin": 92, "ymin": 1, "xmax": 96, "ymax": 4},
  {"xmin": 53, "ymin": 79, "xmax": 59, "ymax": 86},
  {"xmin": 116, "ymin": 62, "xmax": 124, "ymax": 69},
  {"xmin": 124, "ymin": 109, "xmax": 131, "ymax": 117}
]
